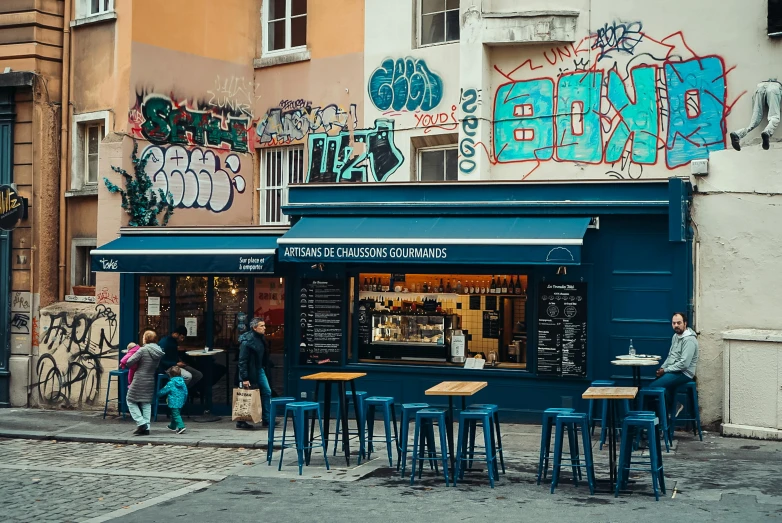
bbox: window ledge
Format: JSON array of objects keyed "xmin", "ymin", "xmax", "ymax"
[
  {"xmin": 70, "ymin": 11, "xmax": 118, "ymax": 28},
  {"xmin": 65, "ymin": 186, "xmax": 99, "ymax": 198},
  {"xmin": 254, "ymin": 49, "xmax": 311, "ymax": 69}
]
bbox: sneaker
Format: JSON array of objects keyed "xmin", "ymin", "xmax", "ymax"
[
  {"xmin": 235, "ymin": 421, "xmax": 254, "ymax": 430},
  {"xmin": 176, "ymin": 427, "xmax": 187, "ymax": 434},
  {"xmin": 729, "ymin": 132, "xmax": 741, "ymax": 151},
  {"xmin": 762, "ymin": 131, "xmax": 770, "ymax": 150},
  {"xmin": 167, "ymin": 424, "xmax": 177, "ymax": 432},
  {"xmin": 132, "ymin": 425, "xmax": 147, "ymax": 435}
]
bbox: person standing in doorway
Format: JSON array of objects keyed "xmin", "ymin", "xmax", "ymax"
[
  {"xmin": 648, "ymin": 312, "xmax": 699, "ymax": 420},
  {"xmin": 158, "ymin": 326, "xmax": 203, "ymax": 389},
  {"xmin": 125, "ymin": 330, "xmax": 165, "ymax": 435},
  {"xmin": 236, "ymin": 318, "xmax": 274, "ymax": 430}
]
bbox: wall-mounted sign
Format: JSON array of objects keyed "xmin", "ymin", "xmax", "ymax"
[{"xmin": 0, "ymin": 184, "xmax": 25, "ymax": 231}]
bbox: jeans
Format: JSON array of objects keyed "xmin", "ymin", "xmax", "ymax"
[
  {"xmin": 734, "ymin": 81, "xmax": 781, "ymax": 138},
  {"xmin": 647, "ymin": 371, "xmax": 692, "ymax": 419},
  {"xmin": 127, "ymin": 401, "xmax": 152, "ymax": 429},
  {"xmin": 257, "ymin": 369, "xmax": 272, "ymax": 425},
  {"xmin": 168, "ymin": 408, "xmax": 185, "ymax": 430}
]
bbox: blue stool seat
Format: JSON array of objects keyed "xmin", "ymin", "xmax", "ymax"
[
  {"xmin": 267, "ymin": 397, "xmax": 296, "ymax": 465},
  {"xmin": 536, "ymin": 408, "xmax": 575, "ymax": 485},
  {"xmin": 638, "ymin": 388, "xmax": 671, "ymax": 451},
  {"xmin": 152, "ymin": 373, "xmax": 168, "ymax": 422},
  {"xmin": 362, "ymin": 397, "xmax": 398, "ymax": 467},
  {"xmin": 617, "ymin": 415, "xmax": 666, "ymax": 500},
  {"xmin": 103, "ymin": 369, "xmax": 129, "ymax": 419},
  {"xmin": 410, "ymin": 408, "xmax": 450, "ymax": 486},
  {"xmin": 673, "ymin": 381, "xmax": 702, "ymax": 441},
  {"xmin": 466, "ymin": 403, "xmax": 506, "ymax": 474},
  {"xmin": 278, "ymin": 401, "xmax": 330, "ymax": 475},
  {"xmin": 398, "ymin": 403, "xmax": 433, "ymax": 476},
  {"xmin": 550, "ymin": 412, "xmax": 596, "ymax": 495},
  {"xmin": 334, "ymin": 391, "xmax": 368, "ymax": 457},
  {"xmin": 455, "ymin": 409, "xmax": 497, "ymax": 488}
]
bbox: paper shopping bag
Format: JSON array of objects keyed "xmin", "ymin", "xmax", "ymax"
[{"xmin": 232, "ymin": 388, "xmax": 262, "ymax": 424}]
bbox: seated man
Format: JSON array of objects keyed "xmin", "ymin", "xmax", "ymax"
[
  {"xmin": 648, "ymin": 312, "xmax": 699, "ymax": 420},
  {"xmin": 158, "ymin": 326, "xmax": 203, "ymax": 389}
]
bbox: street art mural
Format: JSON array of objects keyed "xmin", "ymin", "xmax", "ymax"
[
  {"xmin": 305, "ymin": 119, "xmax": 404, "ymax": 183},
  {"xmin": 141, "ymin": 145, "xmax": 246, "ymax": 213},
  {"xmin": 459, "ymin": 88, "xmax": 482, "ymax": 175},
  {"xmin": 368, "ymin": 57, "xmax": 444, "ymax": 111},
  {"xmin": 490, "ymin": 23, "xmax": 744, "ymax": 179},
  {"xmin": 257, "ymin": 103, "xmax": 358, "ymax": 146},
  {"xmin": 32, "ymin": 304, "xmax": 119, "ymax": 407}
]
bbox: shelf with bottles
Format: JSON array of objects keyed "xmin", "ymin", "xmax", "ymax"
[{"xmin": 358, "ymin": 273, "xmax": 529, "ymax": 297}]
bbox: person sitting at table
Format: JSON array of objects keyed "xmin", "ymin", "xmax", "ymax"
[
  {"xmin": 158, "ymin": 326, "xmax": 203, "ymax": 389},
  {"xmin": 236, "ymin": 318, "xmax": 274, "ymax": 430},
  {"xmin": 648, "ymin": 312, "xmax": 699, "ymax": 421}
]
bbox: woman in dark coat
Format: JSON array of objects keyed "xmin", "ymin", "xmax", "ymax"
[{"xmin": 125, "ymin": 330, "xmax": 165, "ymax": 435}]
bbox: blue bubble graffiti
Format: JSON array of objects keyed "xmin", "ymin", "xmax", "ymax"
[{"xmin": 368, "ymin": 57, "xmax": 443, "ymax": 112}]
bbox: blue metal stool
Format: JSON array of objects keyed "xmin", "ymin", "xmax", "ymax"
[
  {"xmin": 536, "ymin": 408, "xmax": 575, "ymax": 485},
  {"xmin": 398, "ymin": 403, "xmax": 434, "ymax": 477},
  {"xmin": 103, "ymin": 369, "xmax": 129, "ymax": 419},
  {"xmin": 550, "ymin": 412, "xmax": 596, "ymax": 495},
  {"xmin": 454, "ymin": 409, "xmax": 497, "ymax": 488},
  {"xmin": 151, "ymin": 373, "xmax": 168, "ymax": 422},
  {"xmin": 588, "ymin": 380, "xmax": 615, "ymax": 436},
  {"xmin": 278, "ymin": 401, "xmax": 330, "ymax": 475},
  {"xmin": 673, "ymin": 381, "xmax": 702, "ymax": 441},
  {"xmin": 466, "ymin": 403, "xmax": 506, "ymax": 474},
  {"xmin": 410, "ymin": 408, "xmax": 450, "ymax": 486},
  {"xmin": 333, "ymin": 390, "xmax": 368, "ymax": 457},
  {"xmin": 267, "ymin": 397, "xmax": 296, "ymax": 465},
  {"xmin": 362, "ymin": 396, "xmax": 398, "ymax": 467},
  {"xmin": 616, "ymin": 414, "xmax": 666, "ymax": 500},
  {"xmin": 600, "ymin": 398, "xmax": 632, "ymax": 450},
  {"xmin": 638, "ymin": 388, "xmax": 671, "ymax": 451}
]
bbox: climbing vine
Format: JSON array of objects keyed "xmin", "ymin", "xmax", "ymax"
[{"xmin": 104, "ymin": 139, "xmax": 175, "ymax": 226}]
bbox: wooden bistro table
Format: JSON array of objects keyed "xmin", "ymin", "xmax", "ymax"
[
  {"xmin": 610, "ymin": 356, "xmax": 660, "ymax": 389},
  {"xmin": 301, "ymin": 372, "xmax": 367, "ymax": 466},
  {"xmin": 425, "ymin": 381, "xmax": 488, "ymax": 476},
  {"xmin": 185, "ymin": 349, "xmax": 225, "ymax": 422},
  {"xmin": 582, "ymin": 386, "xmax": 638, "ymax": 487}
]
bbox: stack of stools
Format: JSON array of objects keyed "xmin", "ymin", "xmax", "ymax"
[
  {"xmin": 397, "ymin": 403, "xmax": 435, "ymax": 477},
  {"xmin": 454, "ymin": 408, "xmax": 498, "ymax": 488},
  {"xmin": 103, "ymin": 369, "xmax": 130, "ymax": 419},
  {"xmin": 410, "ymin": 408, "xmax": 450, "ymax": 486},
  {"xmin": 637, "ymin": 388, "xmax": 671, "ymax": 451},
  {"xmin": 672, "ymin": 381, "xmax": 703, "ymax": 441},
  {"xmin": 362, "ymin": 396, "xmax": 398, "ymax": 466},
  {"xmin": 536, "ymin": 407, "xmax": 575, "ymax": 485},
  {"xmin": 278, "ymin": 401, "xmax": 330, "ymax": 475},
  {"xmin": 616, "ymin": 411, "xmax": 666, "ymax": 500},
  {"xmin": 550, "ymin": 412, "xmax": 596, "ymax": 495},
  {"xmin": 267, "ymin": 396, "xmax": 296, "ymax": 465},
  {"xmin": 465, "ymin": 403, "xmax": 506, "ymax": 475},
  {"xmin": 333, "ymin": 390, "xmax": 368, "ymax": 457}
]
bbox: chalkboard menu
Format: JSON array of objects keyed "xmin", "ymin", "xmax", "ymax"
[
  {"xmin": 482, "ymin": 311, "xmax": 500, "ymax": 339},
  {"xmin": 357, "ymin": 299, "xmax": 373, "ymax": 346},
  {"xmin": 299, "ymin": 279, "xmax": 343, "ymax": 364},
  {"xmin": 537, "ymin": 282, "xmax": 587, "ymax": 377}
]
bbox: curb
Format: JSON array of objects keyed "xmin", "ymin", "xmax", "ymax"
[{"xmin": 0, "ymin": 430, "xmax": 271, "ymax": 450}]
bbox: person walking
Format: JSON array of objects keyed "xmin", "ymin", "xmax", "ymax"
[
  {"xmin": 236, "ymin": 318, "xmax": 274, "ymax": 430},
  {"xmin": 158, "ymin": 366, "xmax": 188, "ymax": 434},
  {"xmin": 125, "ymin": 330, "xmax": 165, "ymax": 436}
]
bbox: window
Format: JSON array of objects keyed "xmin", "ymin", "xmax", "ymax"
[
  {"xmin": 770, "ymin": 0, "xmax": 782, "ymax": 36},
  {"xmin": 90, "ymin": 0, "xmax": 111, "ymax": 15},
  {"xmin": 74, "ymin": 0, "xmax": 115, "ymax": 22},
  {"xmin": 69, "ymin": 111, "xmax": 110, "ymax": 193},
  {"xmin": 264, "ymin": 0, "xmax": 307, "ymax": 54},
  {"xmin": 419, "ymin": 0, "xmax": 460, "ymax": 47},
  {"xmin": 71, "ymin": 239, "xmax": 97, "ymax": 291},
  {"xmin": 85, "ymin": 123, "xmax": 103, "ymax": 184},
  {"xmin": 418, "ymin": 147, "xmax": 458, "ymax": 181},
  {"xmin": 260, "ymin": 146, "xmax": 304, "ymax": 224}
]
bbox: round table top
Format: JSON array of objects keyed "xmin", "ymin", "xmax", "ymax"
[
  {"xmin": 611, "ymin": 359, "xmax": 659, "ymax": 366},
  {"xmin": 185, "ymin": 349, "xmax": 225, "ymax": 357}
]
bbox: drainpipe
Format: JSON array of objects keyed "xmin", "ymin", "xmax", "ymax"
[{"xmin": 57, "ymin": 0, "xmax": 72, "ymax": 300}]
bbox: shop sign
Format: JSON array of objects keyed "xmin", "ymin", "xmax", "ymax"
[
  {"xmin": 283, "ymin": 246, "xmax": 449, "ymax": 261},
  {"xmin": 0, "ymin": 184, "xmax": 25, "ymax": 231}
]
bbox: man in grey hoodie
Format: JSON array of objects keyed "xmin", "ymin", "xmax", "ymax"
[{"xmin": 648, "ymin": 312, "xmax": 699, "ymax": 419}]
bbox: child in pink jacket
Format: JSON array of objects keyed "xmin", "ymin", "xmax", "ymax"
[{"xmin": 120, "ymin": 342, "xmax": 141, "ymax": 384}]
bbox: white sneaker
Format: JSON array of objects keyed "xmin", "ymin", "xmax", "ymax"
[{"xmin": 176, "ymin": 427, "xmax": 187, "ymax": 434}]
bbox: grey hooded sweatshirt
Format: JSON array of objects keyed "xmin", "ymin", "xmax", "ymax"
[
  {"xmin": 661, "ymin": 328, "xmax": 699, "ymax": 378},
  {"xmin": 126, "ymin": 343, "xmax": 165, "ymax": 403}
]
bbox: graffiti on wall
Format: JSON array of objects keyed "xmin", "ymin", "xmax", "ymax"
[
  {"xmin": 141, "ymin": 145, "xmax": 246, "ymax": 213},
  {"xmin": 306, "ymin": 119, "xmax": 404, "ymax": 183},
  {"xmin": 206, "ymin": 75, "xmax": 261, "ymax": 118},
  {"xmin": 459, "ymin": 88, "xmax": 482, "ymax": 175},
  {"xmin": 96, "ymin": 287, "xmax": 119, "ymax": 305},
  {"xmin": 257, "ymin": 103, "xmax": 358, "ymax": 146},
  {"xmin": 10, "ymin": 312, "xmax": 31, "ymax": 334},
  {"xmin": 413, "ymin": 105, "xmax": 459, "ymax": 134},
  {"xmin": 368, "ymin": 57, "xmax": 444, "ymax": 111},
  {"xmin": 33, "ymin": 304, "xmax": 119, "ymax": 407},
  {"xmin": 491, "ymin": 24, "xmax": 744, "ymax": 179}
]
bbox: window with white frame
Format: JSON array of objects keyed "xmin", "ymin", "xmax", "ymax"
[
  {"xmin": 85, "ymin": 123, "xmax": 103, "ymax": 184},
  {"xmin": 260, "ymin": 146, "xmax": 304, "ymax": 224},
  {"xmin": 264, "ymin": 0, "xmax": 307, "ymax": 55},
  {"xmin": 75, "ymin": 0, "xmax": 114, "ymax": 19},
  {"xmin": 71, "ymin": 238, "xmax": 97, "ymax": 291},
  {"xmin": 70, "ymin": 111, "xmax": 109, "ymax": 192},
  {"xmin": 418, "ymin": 146, "xmax": 458, "ymax": 182},
  {"xmin": 419, "ymin": 0, "xmax": 460, "ymax": 47}
]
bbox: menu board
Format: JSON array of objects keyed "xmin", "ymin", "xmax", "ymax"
[
  {"xmin": 482, "ymin": 311, "xmax": 500, "ymax": 339},
  {"xmin": 357, "ymin": 299, "xmax": 373, "ymax": 346},
  {"xmin": 299, "ymin": 279, "xmax": 343, "ymax": 364},
  {"xmin": 537, "ymin": 282, "xmax": 587, "ymax": 377}
]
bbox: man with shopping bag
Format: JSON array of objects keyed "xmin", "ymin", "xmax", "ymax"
[{"xmin": 235, "ymin": 318, "xmax": 274, "ymax": 430}]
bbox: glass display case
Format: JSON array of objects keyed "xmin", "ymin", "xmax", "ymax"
[{"xmin": 360, "ymin": 311, "xmax": 456, "ymax": 362}]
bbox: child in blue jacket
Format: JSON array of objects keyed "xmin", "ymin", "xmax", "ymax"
[{"xmin": 158, "ymin": 366, "xmax": 189, "ymax": 434}]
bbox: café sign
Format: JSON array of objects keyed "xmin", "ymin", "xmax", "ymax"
[{"xmin": 0, "ymin": 184, "xmax": 25, "ymax": 231}]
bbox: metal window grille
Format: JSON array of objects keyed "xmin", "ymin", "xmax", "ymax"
[{"xmin": 261, "ymin": 146, "xmax": 304, "ymax": 225}]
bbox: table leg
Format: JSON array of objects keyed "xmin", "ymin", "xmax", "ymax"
[
  {"xmin": 190, "ymin": 356, "xmax": 221, "ymax": 423},
  {"xmin": 338, "ymin": 381, "xmax": 351, "ymax": 466},
  {"xmin": 608, "ymin": 400, "xmax": 618, "ymax": 486},
  {"xmin": 307, "ymin": 382, "xmax": 321, "ymax": 464},
  {"xmin": 349, "ymin": 381, "xmax": 365, "ymax": 459},
  {"xmin": 446, "ymin": 396, "xmax": 455, "ymax": 477}
]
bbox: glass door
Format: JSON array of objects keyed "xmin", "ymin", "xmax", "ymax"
[{"xmin": 213, "ymin": 276, "xmax": 248, "ymax": 406}]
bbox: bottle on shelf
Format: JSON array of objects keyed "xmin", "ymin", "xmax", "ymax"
[
  {"xmin": 422, "ymin": 281, "xmax": 428, "ymax": 293},
  {"xmin": 456, "ymin": 280, "xmax": 462, "ymax": 293},
  {"xmin": 502, "ymin": 277, "xmax": 509, "ymax": 294},
  {"xmin": 490, "ymin": 276, "xmax": 497, "ymax": 294},
  {"xmin": 362, "ymin": 277, "xmax": 368, "ymax": 291},
  {"xmin": 514, "ymin": 275, "xmax": 522, "ymax": 295},
  {"xmin": 439, "ymin": 278, "xmax": 444, "ymax": 293},
  {"xmin": 480, "ymin": 280, "xmax": 487, "ymax": 294},
  {"xmin": 446, "ymin": 279, "xmax": 452, "ymax": 293}
]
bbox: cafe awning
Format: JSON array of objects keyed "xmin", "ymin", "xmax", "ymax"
[
  {"xmin": 277, "ymin": 216, "xmax": 590, "ymax": 265},
  {"xmin": 90, "ymin": 234, "xmax": 277, "ymax": 274}
]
